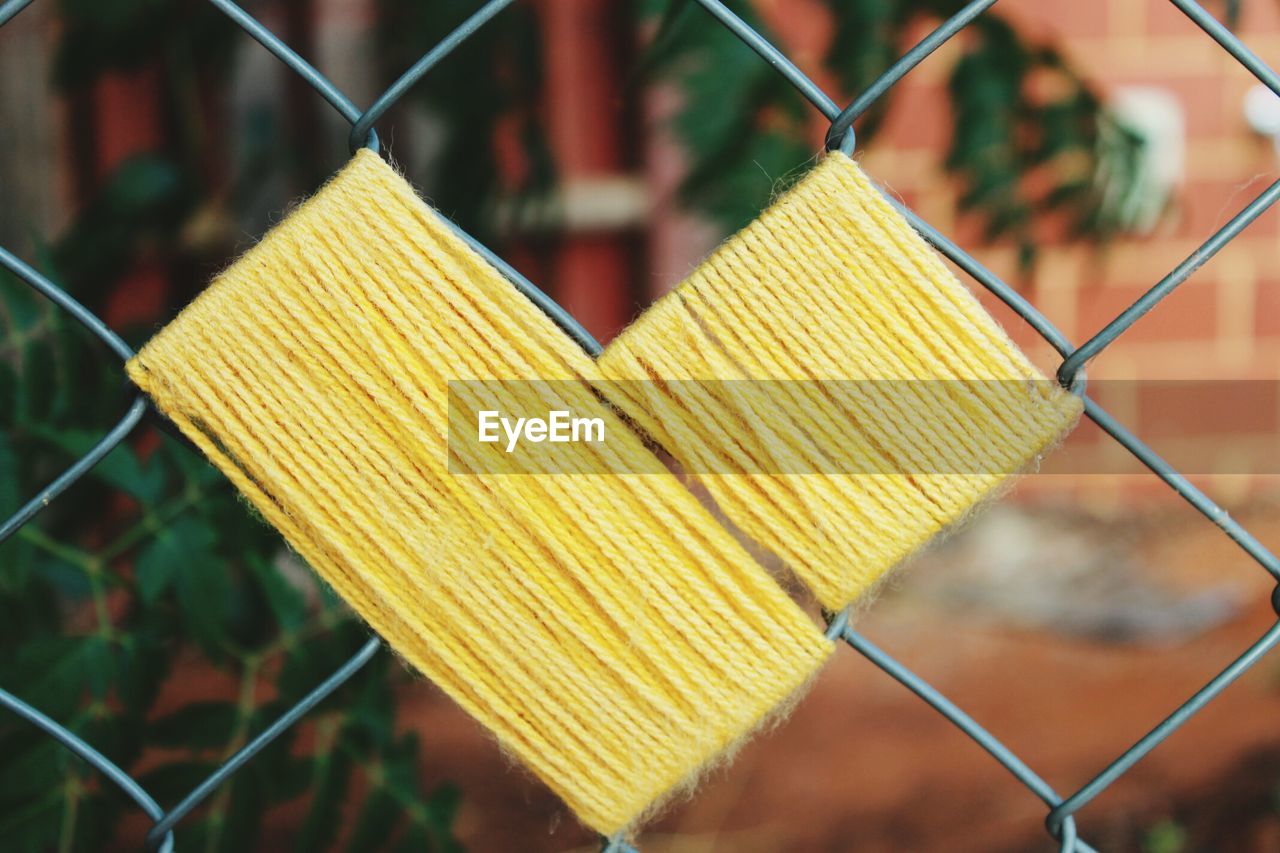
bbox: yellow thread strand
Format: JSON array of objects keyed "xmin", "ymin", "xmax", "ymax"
[
  {"xmin": 597, "ymin": 152, "xmax": 1083, "ymax": 610},
  {"xmin": 127, "ymin": 148, "xmax": 833, "ymax": 834}
]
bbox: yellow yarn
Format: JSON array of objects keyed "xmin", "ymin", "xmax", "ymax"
[
  {"xmin": 126, "ymin": 149, "xmax": 832, "ymax": 834},
  {"xmin": 596, "ymin": 152, "xmax": 1083, "ymax": 610}
]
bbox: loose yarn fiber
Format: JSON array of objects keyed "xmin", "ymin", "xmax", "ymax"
[
  {"xmin": 596, "ymin": 152, "xmax": 1083, "ymax": 610},
  {"xmin": 127, "ymin": 149, "xmax": 832, "ymax": 834}
]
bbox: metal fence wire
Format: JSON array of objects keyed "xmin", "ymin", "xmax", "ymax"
[{"xmin": 2, "ymin": 0, "xmax": 1280, "ymax": 850}]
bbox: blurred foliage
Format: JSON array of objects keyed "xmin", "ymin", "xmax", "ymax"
[
  {"xmin": 0, "ymin": 257, "xmax": 462, "ymax": 850},
  {"xmin": 0, "ymin": 271, "xmax": 463, "ymax": 852},
  {"xmin": 1226, "ymin": 0, "xmax": 1243, "ymax": 28},
  {"xmin": 638, "ymin": 0, "xmax": 815, "ymax": 227},
  {"xmin": 1142, "ymin": 819, "xmax": 1189, "ymax": 853},
  {"xmin": 378, "ymin": 0, "xmax": 1145, "ymax": 266},
  {"xmin": 376, "ymin": 0, "xmax": 1145, "ymax": 269},
  {"xmin": 0, "ymin": 2, "xmax": 461, "ymax": 851},
  {"xmin": 376, "ymin": 0, "xmax": 554, "ymax": 245},
  {"xmin": 644, "ymin": 0, "xmax": 1147, "ymax": 269},
  {"xmin": 52, "ymin": 0, "xmax": 236, "ymax": 91}
]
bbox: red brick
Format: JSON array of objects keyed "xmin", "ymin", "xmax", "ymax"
[
  {"xmin": 1254, "ymin": 277, "xmax": 1280, "ymax": 339},
  {"xmin": 1242, "ymin": 0, "xmax": 1280, "ymax": 30},
  {"xmin": 876, "ymin": 80, "xmax": 953, "ymax": 154},
  {"xmin": 1001, "ymin": 0, "xmax": 1110, "ymax": 39},
  {"xmin": 1136, "ymin": 379, "xmax": 1279, "ymax": 438},
  {"xmin": 1077, "ymin": 278, "xmax": 1220, "ymax": 345},
  {"xmin": 1179, "ymin": 178, "xmax": 1280, "ymax": 242},
  {"xmin": 1147, "ymin": 0, "xmax": 1204, "ymax": 36}
]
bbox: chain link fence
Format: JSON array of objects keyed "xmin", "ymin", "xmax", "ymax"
[{"xmin": 2, "ymin": 0, "xmax": 1279, "ymax": 850}]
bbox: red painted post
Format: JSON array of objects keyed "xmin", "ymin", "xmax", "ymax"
[{"xmin": 538, "ymin": 0, "xmax": 636, "ymax": 342}]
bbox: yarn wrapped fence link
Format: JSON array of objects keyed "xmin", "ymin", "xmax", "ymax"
[
  {"xmin": 127, "ymin": 149, "xmax": 834, "ymax": 835},
  {"xmin": 594, "ymin": 152, "xmax": 1084, "ymax": 611},
  {"xmin": 2, "ymin": 1, "xmax": 1279, "ymax": 850}
]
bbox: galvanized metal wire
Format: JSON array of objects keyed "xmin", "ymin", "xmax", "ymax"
[{"xmin": 2, "ymin": 1, "xmax": 1279, "ymax": 850}]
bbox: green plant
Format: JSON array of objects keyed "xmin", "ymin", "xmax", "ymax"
[
  {"xmin": 0, "ymin": 262, "xmax": 461, "ymax": 853},
  {"xmin": 644, "ymin": 0, "xmax": 1146, "ymax": 269},
  {"xmin": 376, "ymin": 0, "xmax": 554, "ymax": 245},
  {"xmin": 0, "ymin": 3, "xmax": 461, "ymax": 850},
  {"xmin": 1142, "ymin": 818, "xmax": 1189, "ymax": 853},
  {"xmin": 378, "ymin": 1, "xmax": 1142, "ymax": 270}
]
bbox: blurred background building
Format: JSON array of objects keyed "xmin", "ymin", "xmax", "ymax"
[{"xmin": 3, "ymin": 1, "xmax": 1280, "ymax": 851}]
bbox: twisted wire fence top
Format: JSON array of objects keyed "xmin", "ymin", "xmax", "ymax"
[{"xmin": 2, "ymin": 1, "xmax": 1279, "ymax": 850}]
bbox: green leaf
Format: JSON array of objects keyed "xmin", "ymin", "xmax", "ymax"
[
  {"xmin": 50, "ymin": 155, "xmax": 197, "ymax": 299},
  {"xmin": 149, "ymin": 701, "xmax": 239, "ymax": 750},
  {"xmin": 175, "ymin": 542, "xmax": 233, "ymax": 658},
  {"xmin": 157, "ymin": 434, "xmax": 223, "ymax": 488},
  {"xmin": 376, "ymin": 736, "xmax": 461, "ymax": 853},
  {"xmin": 113, "ymin": 628, "xmax": 172, "ymax": 712},
  {"xmin": 136, "ymin": 760, "xmax": 218, "ymax": 807},
  {"xmin": 639, "ymin": 0, "xmax": 813, "ymax": 232},
  {"xmin": 296, "ymin": 742, "xmax": 353, "ymax": 853},
  {"xmin": 240, "ymin": 716, "xmax": 309, "ymax": 801},
  {"xmin": 82, "ymin": 634, "xmax": 116, "ymax": 699},
  {"xmin": 0, "ymin": 637, "xmax": 94, "ymax": 720},
  {"xmin": 135, "ymin": 516, "xmax": 215, "ymax": 604},
  {"xmin": 28, "ymin": 424, "xmax": 166, "ymax": 504},
  {"xmin": 38, "ymin": 552, "xmax": 95, "ymax": 601},
  {"xmin": 0, "ymin": 362, "xmax": 17, "ymax": 429},
  {"xmin": 66, "ymin": 791, "xmax": 115, "ymax": 853},
  {"xmin": 421, "ymin": 783, "xmax": 463, "ymax": 853},
  {"xmin": 394, "ymin": 824, "xmax": 430, "ymax": 853},
  {"xmin": 0, "ymin": 784, "xmax": 62, "ymax": 853},
  {"xmin": 134, "ymin": 516, "xmax": 233, "ymax": 658},
  {"xmin": 247, "ymin": 554, "xmax": 307, "ymax": 633},
  {"xmin": 0, "ymin": 735, "xmax": 62, "ymax": 803},
  {"xmin": 821, "ymin": 0, "xmax": 905, "ymax": 108},
  {"xmin": 0, "ymin": 269, "xmax": 43, "ymax": 336},
  {"xmin": 344, "ymin": 662, "xmax": 395, "ymax": 752},
  {"xmin": 276, "ymin": 621, "xmax": 368, "ymax": 704},
  {"xmin": 216, "ymin": 773, "xmax": 263, "ymax": 850},
  {"xmin": 1143, "ymin": 818, "xmax": 1188, "ymax": 853},
  {"xmin": 0, "ymin": 433, "xmax": 19, "ymax": 515},
  {"xmin": 0, "ymin": 569, "xmax": 59, "ymax": 647},
  {"xmin": 344, "ymin": 783, "xmax": 401, "ymax": 853},
  {"xmin": 215, "ymin": 768, "xmax": 264, "ymax": 853},
  {"xmin": 19, "ymin": 339, "xmax": 57, "ymax": 424}
]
